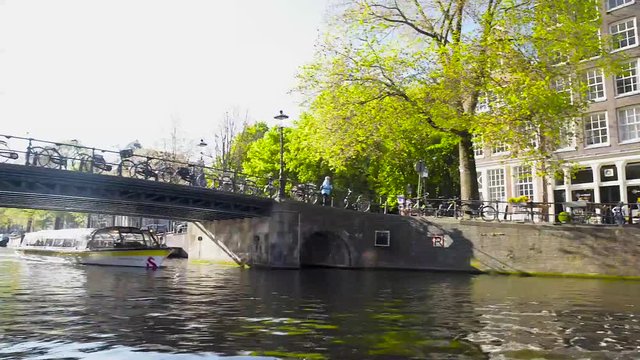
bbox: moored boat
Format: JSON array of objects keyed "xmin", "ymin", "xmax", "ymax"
[{"xmin": 13, "ymin": 226, "xmax": 173, "ymax": 268}]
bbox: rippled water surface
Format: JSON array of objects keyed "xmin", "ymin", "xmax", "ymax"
[{"xmin": 1, "ymin": 248, "xmax": 640, "ymax": 359}]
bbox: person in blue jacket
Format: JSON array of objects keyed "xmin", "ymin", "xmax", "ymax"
[{"xmin": 320, "ymin": 176, "xmax": 333, "ymax": 206}]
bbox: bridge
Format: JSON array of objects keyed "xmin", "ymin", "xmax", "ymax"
[
  {"xmin": 0, "ymin": 134, "xmax": 309, "ymax": 220},
  {"xmin": 0, "ymin": 163, "xmax": 272, "ymax": 221}
]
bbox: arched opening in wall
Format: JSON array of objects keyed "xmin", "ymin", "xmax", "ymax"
[{"xmin": 300, "ymin": 231, "xmax": 351, "ymax": 268}]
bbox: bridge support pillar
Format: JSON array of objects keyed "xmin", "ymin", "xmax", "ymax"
[{"xmin": 187, "ymin": 204, "xmax": 301, "ymax": 269}]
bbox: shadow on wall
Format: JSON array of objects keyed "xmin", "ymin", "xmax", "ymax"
[{"xmin": 300, "ymin": 231, "xmax": 352, "ymax": 268}]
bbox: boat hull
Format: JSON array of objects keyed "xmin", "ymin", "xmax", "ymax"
[{"xmin": 16, "ymin": 248, "xmax": 173, "ymax": 268}]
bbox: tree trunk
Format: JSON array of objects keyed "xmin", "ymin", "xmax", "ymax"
[
  {"xmin": 458, "ymin": 132, "xmax": 479, "ymax": 201},
  {"xmin": 26, "ymin": 217, "xmax": 33, "ymax": 233}
]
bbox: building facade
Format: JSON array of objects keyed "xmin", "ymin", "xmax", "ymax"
[{"xmin": 475, "ymin": 0, "xmax": 640, "ymax": 220}]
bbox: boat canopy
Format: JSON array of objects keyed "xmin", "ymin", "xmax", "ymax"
[
  {"xmin": 88, "ymin": 226, "xmax": 161, "ymax": 249},
  {"xmin": 22, "ymin": 228, "xmax": 95, "ymax": 248},
  {"xmin": 21, "ymin": 226, "xmax": 161, "ymax": 250}
]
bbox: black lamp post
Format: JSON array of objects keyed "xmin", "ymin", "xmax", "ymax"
[{"xmin": 274, "ymin": 110, "xmax": 289, "ymax": 200}]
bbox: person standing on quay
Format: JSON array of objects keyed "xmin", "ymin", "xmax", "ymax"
[{"xmin": 320, "ymin": 176, "xmax": 332, "ymax": 206}]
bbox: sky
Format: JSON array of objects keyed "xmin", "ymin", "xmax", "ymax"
[{"xmin": 0, "ymin": 0, "xmax": 331, "ymax": 152}]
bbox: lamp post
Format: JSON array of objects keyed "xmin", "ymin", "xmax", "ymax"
[
  {"xmin": 197, "ymin": 139, "xmax": 207, "ymax": 162},
  {"xmin": 274, "ymin": 110, "xmax": 288, "ymax": 200}
]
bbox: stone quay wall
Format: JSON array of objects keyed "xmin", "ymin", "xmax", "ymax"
[{"xmin": 187, "ymin": 201, "xmax": 640, "ymax": 278}]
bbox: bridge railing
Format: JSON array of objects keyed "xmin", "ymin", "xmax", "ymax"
[
  {"xmin": 392, "ymin": 196, "xmax": 640, "ymax": 225},
  {"xmin": 0, "ymin": 134, "xmax": 374, "ymax": 205}
]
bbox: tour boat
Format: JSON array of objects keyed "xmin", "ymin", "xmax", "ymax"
[{"xmin": 12, "ymin": 226, "xmax": 173, "ymax": 269}]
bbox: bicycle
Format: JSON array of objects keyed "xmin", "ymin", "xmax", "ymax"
[
  {"xmin": 175, "ymin": 164, "xmax": 207, "ymax": 187},
  {"xmin": 263, "ymin": 179, "xmax": 279, "ymax": 199},
  {"xmin": 0, "ymin": 140, "xmax": 19, "ymax": 163},
  {"xmin": 213, "ymin": 174, "xmax": 235, "ymax": 192},
  {"xmin": 291, "ymin": 183, "xmax": 319, "ymax": 204},
  {"xmin": 235, "ymin": 178, "xmax": 260, "ymax": 195},
  {"xmin": 408, "ymin": 196, "xmax": 437, "ymax": 216},
  {"xmin": 343, "ymin": 189, "xmax": 371, "ymax": 212},
  {"xmin": 436, "ymin": 198, "xmax": 460, "ymax": 218},
  {"xmin": 28, "ymin": 146, "xmax": 68, "ymax": 169},
  {"xmin": 459, "ymin": 200, "xmax": 498, "ymax": 221}
]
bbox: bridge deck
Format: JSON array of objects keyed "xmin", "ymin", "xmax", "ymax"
[{"xmin": 0, "ymin": 163, "xmax": 273, "ymax": 221}]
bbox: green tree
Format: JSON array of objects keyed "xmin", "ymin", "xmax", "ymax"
[
  {"xmin": 297, "ymin": 0, "xmax": 605, "ymax": 201},
  {"xmin": 229, "ymin": 122, "xmax": 269, "ymax": 174}
]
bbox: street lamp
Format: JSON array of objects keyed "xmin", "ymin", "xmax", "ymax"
[{"xmin": 274, "ymin": 110, "xmax": 289, "ymax": 200}]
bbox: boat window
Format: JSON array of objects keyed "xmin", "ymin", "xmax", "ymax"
[
  {"xmin": 120, "ymin": 233, "xmax": 147, "ymax": 248},
  {"xmin": 63, "ymin": 239, "xmax": 75, "ymax": 247},
  {"xmin": 45, "ymin": 238, "xmax": 53, "ymax": 246},
  {"xmin": 142, "ymin": 231, "xmax": 160, "ymax": 247},
  {"xmin": 89, "ymin": 229, "xmax": 121, "ymax": 249},
  {"xmin": 53, "ymin": 239, "xmax": 64, "ymax": 247}
]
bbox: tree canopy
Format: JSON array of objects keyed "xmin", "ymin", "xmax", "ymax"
[{"xmin": 296, "ymin": 0, "xmax": 607, "ymax": 201}]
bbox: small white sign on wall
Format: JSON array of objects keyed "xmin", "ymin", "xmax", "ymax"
[
  {"xmin": 374, "ymin": 230, "xmax": 390, "ymax": 247},
  {"xmin": 430, "ymin": 234, "xmax": 454, "ymax": 248}
]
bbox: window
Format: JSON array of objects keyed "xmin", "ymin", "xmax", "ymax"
[
  {"xmin": 608, "ymin": 0, "xmax": 634, "ymax": 11},
  {"xmin": 476, "ymin": 92, "xmax": 497, "ymax": 113},
  {"xmin": 487, "ymin": 169, "xmax": 505, "ymax": 201},
  {"xmin": 616, "ymin": 60, "xmax": 639, "ymax": 96},
  {"xmin": 473, "ymin": 136, "xmax": 484, "ymax": 157},
  {"xmin": 585, "ymin": 69, "xmax": 605, "ymax": 101},
  {"xmin": 476, "ymin": 95, "xmax": 489, "ymax": 113},
  {"xmin": 600, "ymin": 165, "xmax": 618, "ymax": 181},
  {"xmin": 374, "ymin": 231, "xmax": 390, "ymax": 247},
  {"xmin": 553, "ymin": 77, "xmax": 573, "ymax": 103},
  {"xmin": 618, "ymin": 106, "xmax": 640, "ymax": 142},
  {"xmin": 584, "ymin": 112, "xmax": 608, "ymax": 146},
  {"xmin": 557, "ymin": 120, "xmax": 576, "ymax": 150},
  {"xmin": 572, "ymin": 168, "xmax": 594, "ymax": 184},
  {"xmin": 491, "ymin": 142, "xmax": 508, "ymax": 154},
  {"xmin": 626, "ymin": 162, "xmax": 640, "ymax": 180},
  {"xmin": 514, "ymin": 166, "xmax": 534, "ymax": 199},
  {"xmin": 610, "ymin": 18, "xmax": 637, "ymax": 51}
]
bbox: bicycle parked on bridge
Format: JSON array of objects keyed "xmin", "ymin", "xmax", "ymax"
[
  {"xmin": 343, "ymin": 189, "xmax": 371, "ymax": 212},
  {"xmin": 291, "ymin": 183, "xmax": 319, "ymax": 204},
  {"xmin": 0, "ymin": 140, "xmax": 19, "ymax": 163}
]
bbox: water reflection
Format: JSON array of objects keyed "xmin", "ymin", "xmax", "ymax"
[{"xmin": 1, "ymin": 248, "xmax": 639, "ymax": 359}]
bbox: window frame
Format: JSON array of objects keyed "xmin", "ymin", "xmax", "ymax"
[
  {"xmin": 616, "ymin": 59, "xmax": 640, "ymax": 98},
  {"xmin": 513, "ymin": 165, "xmax": 535, "ymax": 200},
  {"xmin": 487, "ymin": 168, "xmax": 506, "ymax": 202},
  {"xmin": 585, "ymin": 68, "xmax": 606, "ymax": 102},
  {"xmin": 583, "ymin": 112, "xmax": 610, "ymax": 148},
  {"xmin": 473, "ymin": 136, "xmax": 484, "ymax": 158},
  {"xmin": 617, "ymin": 105, "xmax": 640, "ymax": 143},
  {"xmin": 610, "ymin": 17, "xmax": 638, "ymax": 52},
  {"xmin": 607, "ymin": 0, "xmax": 635, "ymax": 12}
]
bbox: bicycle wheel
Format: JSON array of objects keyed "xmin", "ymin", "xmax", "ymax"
[
  {"xmin": 118, "ymin": 159, "xmax": 136, "ymax": 177},
  {"xmin": 159, "ymin": 166, "xmax": 177, "ymax": 183},
  {"xmin": 0, "ymin": 142, "xmax": 17, "ymax": 163},
  {"xmin": 219, "ymin": 176, "xmax": 234, "ymax": 192},
  {"xmin": 36, "ymin": 148, "xmax": 60, "ymax": 168},
  {"xmin": 356, "ymin": 198, "xmax": 371, "ymax": 212},
  {"xmin": 480, "ymin": 205, "xmax": 497, "ymax": 221},
  {"xmin": 242, "ymin": 180, "xmax": 259, "ymax": 195},
  {"xmin": 71, "ymin": 153, "xmax": 93, "ymax": 172},
  {"xmin": 132, "ymin": 162, "xmax": 152, "ymax": 179},
  {"xmin": 194, "ymin": 173, "xmax": 208, "ymax": 187},
  {"xmin": 308, "ymin": 193, "xmax": 319, "ymax": 205}
]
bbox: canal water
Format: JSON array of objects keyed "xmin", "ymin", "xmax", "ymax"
[{"xmin": 1, "ymin": 248, "xmax": 639, "ymax": 360}]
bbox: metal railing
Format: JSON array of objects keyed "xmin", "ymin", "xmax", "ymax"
[
  {"xmin": 395, "ymin": 196, "xmax": 640, "ymax": 225},
  {"xmin": 0, "ymin": 134, "xmax": 373, "ymax": 207}
]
